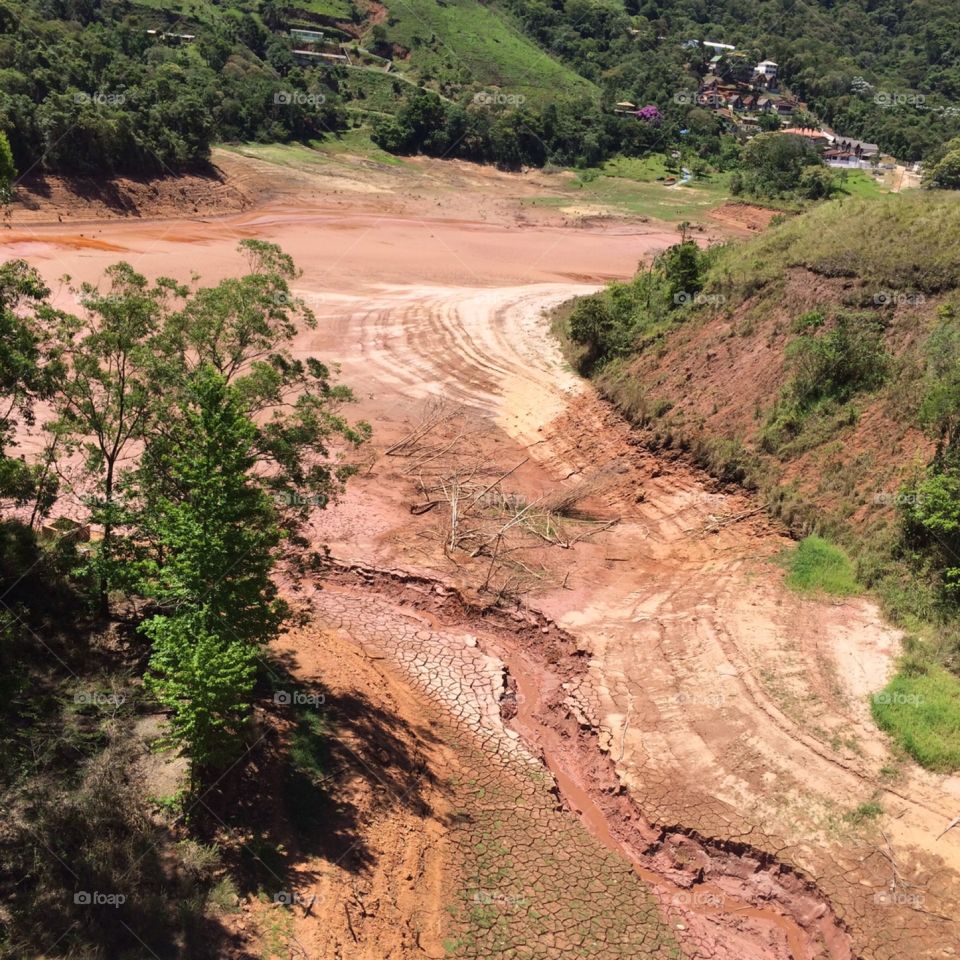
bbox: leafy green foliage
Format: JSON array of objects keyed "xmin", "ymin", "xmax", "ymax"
[
  {"xmin": 899, "ymin": 309, "xmax": 960, "ymax": 599},
  {"xmin": 0, "ymin": 0, "xmax": 348, "ymax": 175},
  {"xmin": 41, "ymin": 241, "xmax": 367, "ymax": 615},
  {"xmin": 141, "ymin": 366, "xmax": 284, "ymax": 776},
  {"xmin": 0, "ymin": 130, "xmax": 14, "ymax": 202},
  {"xmin": 46, "ymin": 264, "xmax": 173, "ymax": 614},
  {"xmin": 372, "ymin": 91, "xmax": 659, "ymax": 170},
  {"xmin": 902, "ymin": 461, "xmax": 960, "ymax": 596},
  {"xmin": 916, "ymin": 308, "xmax": 960, "ymax": 453},
  {"xmin": 0, "ymin": 244, "xmax": 371, "ymax": 952},
  {"xmin": 566, "ymin": 241, "xmax": 715, "ymax": 370},
  {"xmin": 163, "ymin": 239, "xmax": 371, "ymax": 512},
  {"xmin": 785, "ymin": 313, "xmax": 888, "ymax": 407},
  {"xmin": 763, "ymin": 313, "xmax": 888, "ymax": 452},
  {"xmin": 0, "ymin": 261, "xmax": 60, "ymax": 512},
  {"xmin": 929, "ymin": 150, "xmax": 960, "ymax": 190},
  {"xmin": 740, "ymin": 133, "xmax": 828, "ymax": 200}
]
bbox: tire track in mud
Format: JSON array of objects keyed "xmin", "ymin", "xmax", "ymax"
[
  {"xmin": 306, "ymin": 285, "xmax": 589, "ymax": 420},
  {"xmin": 531, "ymin": 403, "xmax": 960, "ymax": 958}
]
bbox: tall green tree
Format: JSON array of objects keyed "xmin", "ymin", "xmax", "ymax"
[
  {"xmin": 740, "ymin": 132, "xmax": 825, "ymax": 198},
  {"xmin": 901, "ymin": 310, "xmax": 960, "ymax": 597},
  {"xmin": 44, "ymin": 243, "xmax": 367, "ymax": 615},
  {"xmin": 0, "ymin": 260, "xmax": 60, "ymax": 510},
  {"xmin": 0, "ymin": 131, "xmax": 15, "ymax": 203},
  {"xmin": 163, "ymin": 240, "xmax": 371, "ymax": 516},
  {"xmin": 140, "ymin": 365, "xmax": 285, "ymax": 778},
  {"xmin": 46, "ymin": 264, "xmax": 177, "ymax": 614}
]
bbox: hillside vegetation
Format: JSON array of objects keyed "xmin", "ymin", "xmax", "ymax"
[
  {"xmin": 557, "ymin": 191, "xmax": 960, "ymax": 769},
  {"xmin": 3, "ymin": 0, "xmax": 960, "ymax": 181}
]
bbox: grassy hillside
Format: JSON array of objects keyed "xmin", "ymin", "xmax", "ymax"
[
  {"xmin": 373, "ymin": 0, "xmax": 595, "ymax": 102},
  {"xmin": 555, "ymin": 191, "xmax": 960, "ymax": 769}
]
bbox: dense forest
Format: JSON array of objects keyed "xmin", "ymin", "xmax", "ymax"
[
  {"xmin": 1, "ymin": 0, "xmax": 959, "ymax": 180},
  {"xmin": 499, "ymin": 0, "xmax": 960, "ymax": 163}
]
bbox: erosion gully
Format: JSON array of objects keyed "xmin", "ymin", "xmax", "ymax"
[{"xmin": 318, "ymin": 562, "xmax": 853, "ymax": 960}]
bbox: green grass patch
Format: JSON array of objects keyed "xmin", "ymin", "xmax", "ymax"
[
  {"xmin": 834, "ymin": 168, "xmax": 888, "ymax": 199},
  {"xmin": 294, "ymin": 0, "xmax": 354, "ymax": 18},
  {"xmin": 220, "ymin": 133, "xmax": 405, "ymax": 168},
  {"xmin": 872, "ymin": 662, "xmax": 960, "ymax": 771},
  {"xmin": 783, "ymin": 535, "xmax": 860, "ymax": 596},
  {"xmin": 597, "ymin": 154, "xmax": 671, "ymax": 182},
  {"xmin": 374, "ymin": 0, "xmax": 595, "ymax": 103},
  {"xmin": 843, "ymin": 800, "xmax": 883, "ymax": 824},
  {"xmin": 310, "ymin": 127, "xmax": 407, "ymax": 163},
  {"xmin": 525, "ymin": 169, "xmax": 732, "ymax": 223},
  {"xmin": 705, "ymin": 190, "xmax": 960, "ymax": 295}
]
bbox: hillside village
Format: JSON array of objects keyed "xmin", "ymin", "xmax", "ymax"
[
  {"xmin": 689, "ymin": 40, "xmax": 900, "ymax": 171},
  {"xmin": 617, "ymin": 38, "xmax": 905, "ymax": 178}
]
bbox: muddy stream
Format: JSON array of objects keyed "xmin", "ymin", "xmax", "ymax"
[
  {"xmin": 488, "ymin": 636, "xmax": 853, "ymax": 960},
  {"xmin": 320, "ymin": 562, "xmax": 854, "ymax": 960},
  {"xmin": 498, "ymin": 644, "xmax": 850, "ymax": 960}
]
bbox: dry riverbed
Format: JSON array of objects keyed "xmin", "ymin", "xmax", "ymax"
[{"xmin": 5, "ymin": 148, "xmax": 959, "ymax": 959}]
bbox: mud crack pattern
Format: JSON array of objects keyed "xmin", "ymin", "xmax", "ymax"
[{"xmin": 305, "ymin": 583, "xmax": 680, "ymax": 959}]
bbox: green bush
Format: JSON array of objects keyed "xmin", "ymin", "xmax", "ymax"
[
  {"xmin": 566, "ymin": 242, "xmax": 717, "ymax": 372},
  {"xmin": 763, "ymin": 313, "xmax": 888, "ymax": 451}
]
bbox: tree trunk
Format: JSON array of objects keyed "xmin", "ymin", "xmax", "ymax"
[{"xmin": 99, "ymin": 463, "xmax": 113, "ymax": 619}]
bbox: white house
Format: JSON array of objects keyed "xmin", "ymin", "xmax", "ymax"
[{"xmin": 755, "ymin": 60, "xmax": 778, "ymax": 79}]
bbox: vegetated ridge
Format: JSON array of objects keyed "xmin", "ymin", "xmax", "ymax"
[{"xmin": 558, "ymin": 190, "xmax": 960, "ymax": 770}]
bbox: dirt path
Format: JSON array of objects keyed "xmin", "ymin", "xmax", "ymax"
[{"xmin": 6, "ymin": 152, "xmax": 959, "ymax": 958}]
